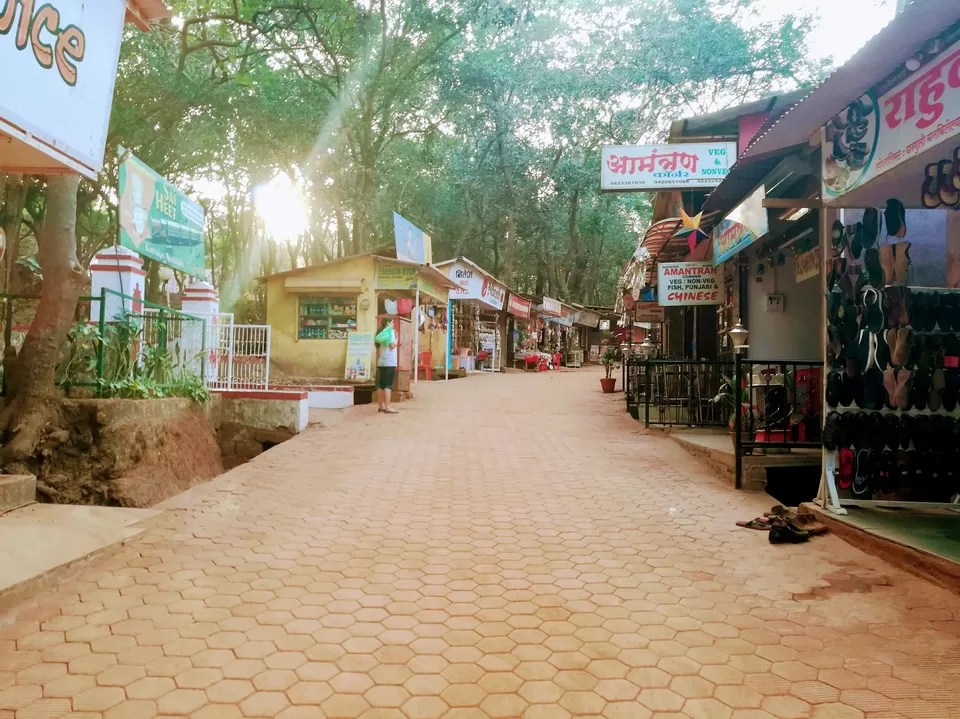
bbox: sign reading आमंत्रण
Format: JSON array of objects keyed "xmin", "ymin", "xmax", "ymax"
[
  {"xmin": 657, "ymin": 262, "xmax": 722, "ymax": 306},
  {"xmin": 822, "ymin": 37, "xmax": 960, "ymax": 202},
  {"xmin": 119, "ymin": 148, "xmax": 206, "ymax": 278},
  {"xmin": 602, "ymin": 142, "xmax": 737, "ymax": 192},
  {"xmin": 0, "ymin": 0, "xmax": 128, "ymax": 179}
]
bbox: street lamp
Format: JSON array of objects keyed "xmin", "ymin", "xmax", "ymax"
[
  {"xmin": 728, "ymin": 319, "xmax": 749, "ymax": 354},
  {"xmin": 638, "ymin": 336, "xmax": 656, "ymax": 359}
]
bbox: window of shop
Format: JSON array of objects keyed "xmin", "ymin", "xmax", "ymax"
[{"xmin": 298, "ymin": 296, "xmax": 358, "ymax": 340}]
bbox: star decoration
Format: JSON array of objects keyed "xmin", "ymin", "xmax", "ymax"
[{"xmin": 672, "ymin": 209, "xmax": 709, "ymax": 252}]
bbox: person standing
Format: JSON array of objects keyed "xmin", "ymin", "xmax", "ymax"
[{"xmin": 376, "ymin": 317, "xmax": 399, "ymax": 414}]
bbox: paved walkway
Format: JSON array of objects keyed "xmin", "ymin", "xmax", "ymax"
[{"xmin": 2, "ymin": 369, "xmax": 959, "ymax": 719}]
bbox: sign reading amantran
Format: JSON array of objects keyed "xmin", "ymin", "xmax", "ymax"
[{"xmin": 657, "ymin": 262, "xmax": 722, "ymax": 306}]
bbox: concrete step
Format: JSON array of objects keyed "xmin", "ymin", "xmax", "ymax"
[{"xmin": 0, "ymin": 475, "xmax": 36, "ymax": 512}]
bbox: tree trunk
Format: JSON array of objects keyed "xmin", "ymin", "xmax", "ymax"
[
  {"xmin": 1, "ymin": 175, "xmax": 84, "ymax": 468},
  {"xmin": 1, "ymin": 175, "xmax": 29, "ymax": 293},
  {"xmin": 496, "ymin": 135, "xmax": 518, "ymax": 283}
]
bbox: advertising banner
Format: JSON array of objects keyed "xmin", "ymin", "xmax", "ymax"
[
  {"xmin": 119, "ymin": 148, "xmax": 206, "ymax": 278},
  {"xmin": 712, "ymin": 186, "xmax": 769, "ymax": 265},
  {"xmin": 0, "ymin": 0, "xmax": 127, "ymax": 179},
  {"xmin": 376, "ymin": 265, "xmax": 418, "ymax": 290},
  {"xmin": 540, "ymin": 296, "xmax": 562, "ymax": 316},
  {"xmin": 589, "ymin": 345, "xmax": 601, "ymax": 362},
  {"xmin": 634, "ymin": 302, "xmax": 666, "ymax": 323},
  {"xmin": 602, "ymin": 142, "xmax": 737, "ymax": 191},
  {"xmin": 393, "ymin": 212, "xmax": 426, "ymax": 264},
  {"xmin": 657, "ymin": 262, "xmax": 722, "ymax": 306},
  {"xmin": 507, "ymin": 294, "xmax": 532, "ymax": 318},
  {"xmin": 795, "ymin": 247, "xmax": 821, "ymax": 283},
  {"xmin": 822, "ymin": 38, "xmax": 960, "ymax": 202},
  {"xmin": 444, "ymin": 260, "xmax": 506, "ymax": 310},
  {"xmin": 344, "ymin": 333, "xmax": 374, "ymax": 381}
]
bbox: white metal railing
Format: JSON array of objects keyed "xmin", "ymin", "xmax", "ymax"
[
  {"xmin": 207, "ymin": 323, "xmax": 272, "ymax": 391},
  {"xmin": 142, "ymin": 309, "xmax": 271, "ymax": 391}
]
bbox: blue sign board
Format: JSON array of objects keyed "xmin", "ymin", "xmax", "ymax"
[{"xmin": 393, "ymin": 212, "xmax": 426, "ymax": 264}]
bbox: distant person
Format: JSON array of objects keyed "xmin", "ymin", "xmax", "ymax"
[{"xmin": 376, "ymin": 317, "xmax": 399, "ymax": 414}]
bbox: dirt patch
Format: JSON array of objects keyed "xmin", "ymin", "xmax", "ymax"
[
  {"xmin": 793, "ymin": 569, "xmax": 893, "ymax": 601},
  {"xmin": 39, "ymin": 399, "xmax": 223, "ymax": 507}
]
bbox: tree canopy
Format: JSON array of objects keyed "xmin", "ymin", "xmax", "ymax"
[{"xmin": 2, "ymin": 0, "xmax": 823, "ymax": 311}]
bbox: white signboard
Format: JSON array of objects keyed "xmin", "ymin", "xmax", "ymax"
[
  {"xmin": 657, "ymin": 262, "xmax": 722, "ymax": 306},
  {"xmin": 602, "ymin": 142, "xmax": 737, "ymax": 191},
  {"xmin": 823, "ymin": 38, "xmax": 960, "ymax": 202},
  {"xmin": 0, "ymin": 0, "xmax": 127, "ymax": 179},
  {"xmin": 446, "ymin": 260, "xmax": 506, "ymax": 310}
]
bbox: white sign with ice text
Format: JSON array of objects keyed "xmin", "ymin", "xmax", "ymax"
[
  {"xmin": 657, "ymin": 262, "xmax": 722, "ymax": 306},
  {"xmin": 0, "ymin": 0, "xmax": 127, "ymax": 179}
]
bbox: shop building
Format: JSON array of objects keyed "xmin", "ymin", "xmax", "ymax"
[
  {"xmin": 264, "ymin": 251, "xmax": 454, "ymax": 390},
  {"xmin": 700, "ymin": 0, "xmax": 960, "ymax": 573},
  {"xmin": 434, "ymin": 257, "xmax": 509, "ymax": 372}
]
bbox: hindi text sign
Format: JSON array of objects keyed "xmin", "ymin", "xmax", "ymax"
[
  {"xmin": 602, "ymin": 142, "xmax": 737, "ymax": 191},
  {"xmin": 823, "ymin": 37, "xmax": 960, "ymax": 202}
]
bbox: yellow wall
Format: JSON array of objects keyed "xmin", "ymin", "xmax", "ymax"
[{"xmin": 266, "ymin": 255, "xmax": 379, "ymax": 379}]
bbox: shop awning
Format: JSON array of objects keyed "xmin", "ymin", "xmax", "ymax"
[
  {"xmin": 538, "ymin": 296, "xmax": 562, "ymax": 317},
  {"xmin": 739, "ymin": 2, "xmax": 960, "ymax": 165},
  {"xmin": 575, "ymin": 308, "xmax": 600, "ymax": 328},
  {"xmin": 507, "ymin": 294, "xmax": 533, "ymax": 318},
  {"xmin": 126, "ymin": 0, "xmax": 171, "ymax": 30},
  {"xmin": 434, "ymin": 257, "xmax": 508, "ymax": 312}
]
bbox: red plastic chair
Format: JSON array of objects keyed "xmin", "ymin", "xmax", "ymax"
[{"xmin": 418, "ymin": 352, "xmax": 433, "ymax": 380}]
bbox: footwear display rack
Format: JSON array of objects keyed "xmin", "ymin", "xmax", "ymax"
[{"xmin": 823, "ymin": 202, "xmax": 960, "ymax": 511}]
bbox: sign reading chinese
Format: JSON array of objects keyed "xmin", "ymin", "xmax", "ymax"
[
  {"xmin": 0, "ymin": 0, "xmax": 129, "ymax": 179},
  {"xmin": 823, "ymin": 37, "xmax": 960, "ymax": 202},
  {"xmin": 634, "ymin": 302, "xmax": 666, "ymax": 323},
  {"xmin": 657, "ymin": 262, "xmax": 722, "ymax": 306},
  {"xmin": 507, "ymin": 294, "xmax": 532, "ymax": 318},
  {"xmin": 795, "ymin": 247, "xmax": 821, "ymax": 283},
  {"xmin": 602, "ymin": 142, "xmax": 737, "ymax": 191},
  {"xmin": 344, "ymin": 333, "xmax": 374, "ymax": 381},
  {"xmin": 441, "ymin": 260, "xmax": 506, "ymax": 310},
  {"xmin": 376, "ymin": 265, "xmax": 418, "ymax": 290},
  {"xmin": 119, "ymin": 148, "xmax": 206, "ymax": 278},
  {"xmin": 712, "ymin": 186, "xmax": 769, "ymax": 265}
]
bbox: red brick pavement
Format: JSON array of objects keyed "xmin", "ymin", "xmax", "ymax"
[{"xmin": 1, "ymin": 368, "xmax": 959, "ymax": 718}]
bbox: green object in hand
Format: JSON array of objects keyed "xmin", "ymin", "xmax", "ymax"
[{"xmin": 376, "ymin": 326, "xmax": 395, "ymax": 346}]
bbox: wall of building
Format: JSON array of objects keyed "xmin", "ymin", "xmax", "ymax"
[
  {"xmin": 266, "ymin": 255, "xmax": 378, "ymax": 378},
  {"xmin": 745, "ymin": 247, "xmax": 821, "ymax": 361}
]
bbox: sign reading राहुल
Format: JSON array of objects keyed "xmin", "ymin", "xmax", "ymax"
[
  {"xmin": 822, "ymin": 36, "xmax": 960, "ymax": 201},
  {"xmin": 657, "ymin": 262, "xmax": 722, "ymax": 306},
  {"xmin": 601, "ymin": 142, "xmax": 737, "ymax": 191}
]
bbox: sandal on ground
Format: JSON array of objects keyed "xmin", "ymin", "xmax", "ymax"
[
  {"xmin": 736, "ymin": 518, "xmax": 771, "ymax": 531},
  {"xmin": 790, "ymin": 514, "xmax": 828, "ymax": 536}
]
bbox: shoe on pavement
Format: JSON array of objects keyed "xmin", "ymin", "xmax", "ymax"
[{"xmin": 769, "ymin": 523, "xmax": 810, "ymax": 544}]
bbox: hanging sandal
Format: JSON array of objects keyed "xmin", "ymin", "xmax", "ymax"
[
  {"xmin": 940, "ymin": 159, "xmax": 960, "ymax": 206},
  {"xmin": 885, "ymin": 198, "xmax": 907, "ymax": 238},
  {"xmin": 895, "ymin": 367, "xmax": 913, "ymax": 411},
  {"xmin": 862, "ymin": 207, "xmax": 880, "ymax": 248},
  {"xmin": 838, "ymin": 448, "xmax": 855, "ymax": 489},
  {"xmin": 893, "ymin": 326, "xmax": 913, "ymax": 368},
  {"xmin": 923, "ymin": 163, "xmax": 942, "ymax": 208},
  {"xmin": 880, "ymin": 246, "xmax": 896, "ymax": 288}
]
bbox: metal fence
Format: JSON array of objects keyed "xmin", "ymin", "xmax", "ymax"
[
  {"xmin": 1, "ymin": 289, "xmax": 273, "ymax": 395},
  {"xmin": 733, "ymin": 356, "xmax": 822, "ymax": 489},
  {"xmin": 207, "ymin": 323, "xmax": 272, "ymax": 391},
  {"xmin": 641, "ymin": 360, "xmax": 734, "ymax": 428}
]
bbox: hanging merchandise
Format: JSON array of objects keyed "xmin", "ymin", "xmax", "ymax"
[
  {"xmin": 820, "ymin": 202, "xmax": 960, "ymax": 504},
  {"xmin": 384, "ymin": 298, "xmax": 398, "ymax": 315}
]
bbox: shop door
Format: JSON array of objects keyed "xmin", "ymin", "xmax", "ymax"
[{"xmin": 397, "ymin": 317, "xmax": 413, "ymax": 391}]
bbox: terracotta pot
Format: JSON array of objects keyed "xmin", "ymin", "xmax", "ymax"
[{"xmin": 600, "ymin": 377, "xmax": 617, "ymax": 393}]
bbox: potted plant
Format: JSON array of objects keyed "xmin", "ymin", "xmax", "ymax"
[{"xmin": 600, "ymin": 348, "xmax": 619, "ymax": 393}]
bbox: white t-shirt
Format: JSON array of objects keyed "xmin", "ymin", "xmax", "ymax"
[{"xmin": 378, "ymin": 339, "xmax": 398, "ymax": 367}]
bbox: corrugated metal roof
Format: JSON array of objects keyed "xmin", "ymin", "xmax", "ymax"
[{"xmin": 739, "ymin": 0, "xmax": 960, "ymax": 164}]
